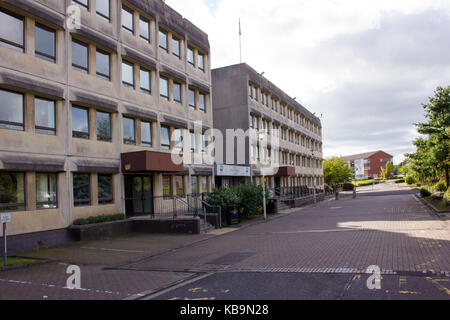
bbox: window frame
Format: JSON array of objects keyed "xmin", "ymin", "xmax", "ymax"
[
  {"xmin": 139, "ymin": 16, "xmax": 150, "ymax": 42},
  {"xmin": 160, "ymin": 125, "xmax": 171, "ymax": 150},
  {"xmin": 96, "ymin": 110, "xmax": 112, "ymax": 142},
  {"xmin": 96, "ymin": 48, "xmax": 111, "ymax": 81},
  {"xmin": 0, "ymin": 89, "xmax": 24, "ymax": 131},
  {"xmin": 140, "ymin": 120, "xmax": 152, "ymax": 147},
  {"xmin": 35, "ymin": 23, "xmax": 56, "ymax": 63},
  {"xmin": 0, "ymin": 172, "xmax": 25, "ymax": 212},
  {"xmin": 96, "ymin": 0, "xmax": 110, "ymax": 21},
  {"xmin": 172, "ymin": 36, "xmax": 181, "ymax": 58},
  {"xmin": 71, "ymin": 39, "xmax": 89, "ymax": 73},
  {"xmin": 162, "ymin": 175, "xmax": 172, "ymax": 198},
  {"xmin": 187, "ymin": 46, "xmax": 195, "ymax": 65},
  {"xmin": 72, "ymin": 0, "xmax": 89, "ymax": 10},
  {"xmin": 121, "ymin": 5, "xmax": 134, "ymax": 34},
  {"xmin": 173, "ymin": 81, "xmax": 182, "ymax": 105},
  {"xmin": 140, "ymin": 67, "xmax": 151, "ymax": 94},
  {"xmin": 174, "ymin": 176, "xmax": 185, "ymax": 196},
  {"xmin": 198, "ymin": 52, "xmax": 205, "ymax": 71},
  {"xmin": 188, "ymin": 88, "xmax": 196, "ymax": 109},
  {"xmin": 98, "ymin": 174, "xmax": 113, "ymax": 205},
  {"xmin": 73, "ymin": 173, "xmax": 90, "ymax": 207},
  {"xmin": 158, "ymin": 28, "xmax": 168, "ymax": 52},
  {"xmin": 198, "ymin": 92, "xmax": 206, "ymax": 112},
  {"xmin": 123, "ymin": 117, "xmax": 136, "ymax": 145},
  {"xmin": 122, "ymin": 60, "xmax": 135, "ymax": 89},
  {"xmin": 72, "ymin": 105, "xmax": 90, "ymax": 139},
  {"xmin": 159, "ymin": 76, "xmax": 169, "ymax": 101},
  {"xmin": 36, "ymin": 173, "xmax": 58, "ymax": 210},
  {"xmin": 35, "ymin": 97, "xmax": 56, "ymax": 135}
]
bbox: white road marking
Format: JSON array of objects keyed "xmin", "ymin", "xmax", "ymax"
[{"xmin": 80, "ymin": 247, "xmax": 145, "ymax": 253}]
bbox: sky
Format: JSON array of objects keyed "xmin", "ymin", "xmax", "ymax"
[{"xmin": 166, "ymin": 0, "xmax": 450, "ymax": 164}]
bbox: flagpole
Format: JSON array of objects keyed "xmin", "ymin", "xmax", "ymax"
[{"xmin": 239, "ymin": 18, "xmax": 242, "ymax": 63}]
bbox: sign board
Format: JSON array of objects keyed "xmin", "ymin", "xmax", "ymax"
[
  {"xmin": 1, "ymin": 213, "xmax": 11, "ymax": 224},
  {"xmin": 216, "ymin": 165, "xmax": 251, "ymax": 177}
]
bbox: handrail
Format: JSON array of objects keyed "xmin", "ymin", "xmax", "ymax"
[{"xmin": 200, "ymin": 200, "xmax": 222, "ymax": 229}]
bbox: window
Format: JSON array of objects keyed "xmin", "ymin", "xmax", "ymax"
[
  {"xmin": 141, "ymin": 121, "xmax": 152, "ymax": 147},
  {"xmin": 139, "ymin": 16, "xmax": 150, "ymax": 41},
  {"xmin": 161, "ymin": 125, "xmax": 171, "ymax": 150},
  {"xmin": 72, "ymin": 106, "xmax": 89, "ymax": 139},
  {"xmin": 96, "ymin": 111, "xmax": 111, "ymax": 142},
  {"xmin": 200, "ymin": 176, "xmax": 208, "ymax": 194},
  {"xmin": 0, "ymin": 9, "xmax": 24, "ymax": 52},
  {"xmin": 174, "ymin": 128, "xmax": 183, "ymax": 151},
  {"xmin": 198, "ymin": 53, "xmax": 205, "ymax": 70},
  {"xmin": 190, "ymin": 131, "xmax": 196, "ymax": 153},
  {"xmin": 122, "ymin": 61, "xmax": 134, "ymax": 89},
  {"xmin": 140, "ymin": 68, "xmax": 151, "ymax": 94},
  {"xmin": 96, "ymin": 49, "xmax": 110, "ymax": 80},
  {"xmin": 175, "ymin": 176, "xmax": 184, "ymax": 195},
  {"xmin": 96, "ymin": 0, "xmax": 110, "ymax": 20},
  {"xmin": 73, "ymin": 173, "xmax": 90, "ymax": 207},
  {"xmin": 191, "ymin": 176, "xmax": 198, "ymax": 194},
  {"xmin": 201, "ymin": 134, "xmax": 207, "ymax": 154},
  {"xmin": 35, "ymin": 24, "xmax": 55, "ymax": 62},
  {"xmin": 122, "ymin": 6, "xmax": 134, "ymax": 33},
  {"xmin": 162, "ymin": 175, "xmax": 172, "ymax": 197},
  {"xmin": 123, "ymin": 117, "xmax": 135, "ymax": 145},
  {"xmin": 199, "ymin": 93, "xmax": 206, "ymax": 112},
  {"xmin": 173, "ymin": 82, "xmax": 182, "ymax": 105},
  {"xmin": 248, "ymin": 84, "xmax": 253, "ymax": 98},
  {"xmin": 172, "ymin": 36, "xmax": 180, "ymax": 57},
  {"xmin": 0, "ymin": 89, "xmax": 23, "ymax": 131},
  {"xmin": 72, "ymin": 39, "xmax": 89, "ymax": 73},
  {"xmin": 73, "ymin": 0, "xmax": 88, "ymax": 9},
  {"xmin": 0, "ymin": 172, "xmax": 25, "ymax": 212},
  {"xmin": 187, "ymin": 46, "xmax": 194, "ymax": 65},
  {"xmin": 188, "ymin": 88, "xmax": 196, "ymax": 109},
  {"xmin": 98, "ymin": 174, "xmax": 113, "ymax": 204},
  {"xmin": 160, "ymin": 76, "xmax": 169, "ymax": 100},
  {"xmin": 35, "ymin": 98, "xmax": 55, "ymax": 135},
  {"xmin": 159, "ymin": 29, "xmax": 168, "ymax": 51},
  {"xmin": 36, "ymin": 173, "xmax": 57, "ymax": 209}
]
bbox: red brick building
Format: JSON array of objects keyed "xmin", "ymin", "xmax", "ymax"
[{"xmin": 343, "ymin": 151, "xmax": 394, "ymax": 178}]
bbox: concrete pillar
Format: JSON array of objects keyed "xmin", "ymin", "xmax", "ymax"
[
  {"xmin": 89, "ymin": 108, "xmax": 96, "ymax": 141},
  {"xmin": 26, "ymin": 172, "xmax": 36, "ymax": 211},
  {"xmin": 25, "ymin": 93, "xmax": 34, "ymax": 133},
  {"xmin": 91, "ymin": 173, "xmax": 98, "ymax": 206}
]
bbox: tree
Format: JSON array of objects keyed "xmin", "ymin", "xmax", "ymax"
[
  {"xmin": 408, "ymin": 86, "xmax": 450, "ymax": 186},
  {"xmin": 381, "ymin": 161, "xmax": 394, "ymax": 180},
  {"xmin": 323, "ymin": 156, "xmax": 353, "ymax": 187}
]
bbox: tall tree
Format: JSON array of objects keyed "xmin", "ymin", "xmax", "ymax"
[
  {"xmin": 323, "ymin": 156, "xmax": 353, "ymax": 187},
  {"xmin": 414, "ymin": 86, "xmax": 450, "ymax": 186}
]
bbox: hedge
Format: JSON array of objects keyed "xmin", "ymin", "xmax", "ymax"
[{"xmin": 73, "ymin": 214, "xmax": 125, "ymax": 226}]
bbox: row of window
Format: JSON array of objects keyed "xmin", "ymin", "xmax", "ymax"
[
  {"xmin": 249, "ymin": 146, "xmax": 322, "ymax": 168},
  {"xmin": 249, "ymin": 83, "xmax": 321, "ymax": 136},
  {"xmin": 249, "ymin": 115, "xmax": 322, "ymax": 151},
  {"xmin": 0, "ymin": 171, "xmax": 210, "ymax": 212},
  {"xmin": 72, "ymin": 1, "xmax": 207, "ymax": 71}
]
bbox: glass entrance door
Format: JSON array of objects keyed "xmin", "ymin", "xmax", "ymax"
[{"xmin": 125, "ymin": 176, "xmax": 153, "ymax": 216}]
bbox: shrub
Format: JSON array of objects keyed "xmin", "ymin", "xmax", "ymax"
[
  {"xmin": 444, "ymin": 189, "xmax": 450, "ymax": 206},
  {"xmin": 434, "ymin": 181, "xmax": 447, "ymax": 192},
  {"xmin": 395, "ymin": 179, "xmax": 405, "ymax": 184},
  {"xmin": 342, "ymin": 183, "xmax": 355, "ymax": 191},
  {"xmin": 420, "ymin": 187, "xmax": 431, "ymax": 197},
  {"xmin": 73, "ymin": 214, "xmax": 125, "ymax": 226},
  {"xmin": 431, "ymin": 192, "xmax": 445, "ymax": 200},
  {"xmin": 206, "ymin": 188, "xmax": 239, "ymax": 210},
  {"xmin": 234, "ymin": 184, "xmax": 268, "ymax": 218},
  {"xmin": 406, "ymin": 176, "xmax": 415, "ymax": 185}
]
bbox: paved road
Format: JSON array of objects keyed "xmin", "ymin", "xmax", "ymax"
[{"xmin": 0, "ymin": 183, "xmax": 448, "ymax": 300}]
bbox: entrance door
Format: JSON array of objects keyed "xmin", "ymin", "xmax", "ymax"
[{"xmin": 125, "ymin": 176, "xmax": 153, "ymax": 217}]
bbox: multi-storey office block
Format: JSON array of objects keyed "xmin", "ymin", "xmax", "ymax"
[
  {"xmin": 0, "ymin": 0, "xmax": 213, "ymax": 249},
  {"xmin": 212, "ymin": 63, "xmax": 324, "ymax": 190}
]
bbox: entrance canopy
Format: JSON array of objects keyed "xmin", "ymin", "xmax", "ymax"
[{"xmin": 121, "ymin": 151, "xmax": 184, "ymax": 173}]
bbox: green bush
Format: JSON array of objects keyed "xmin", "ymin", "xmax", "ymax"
[
  {"xmin": 406, "ymin": 176, "xmax": 415, "ymax": 185},
  {"xmin": 444, "ymin": 189, "xmax": 450, "ymax": 206},
  {"xmin": 73, "ymin": 214, "xmax": 125, "ymax": 226},
  {"xmin": 206, "ymin": 188, "xmax": 239, "ymax": 210},
  {"xmin": 234, "ymin": 184, "xmax": 268, "ymax": 218},
  {"xmin": 420, "ymin": 187, "xmax": 431, "ymax": 197},
  {"xmin": 434, "ymin": 181, "xmax": 447, "ymax": 192},
  {"xmin": 395, "ymin": 179, "xmax": 405, "ymax": 184}
]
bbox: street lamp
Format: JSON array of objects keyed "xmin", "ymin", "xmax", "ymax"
[{"xmin": 311, "ymin": 147, "xmax": 317, "ymax": 204}]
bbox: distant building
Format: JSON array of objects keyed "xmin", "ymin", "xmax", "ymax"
[{"xmin": 343, "ymin": 151, "xmax": 394, "ymax": 179}]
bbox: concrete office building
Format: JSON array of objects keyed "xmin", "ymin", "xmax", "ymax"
[
  {"xmin": 343, "ymin": 150, "xmax": 394, "ymax": 178},
  {"xmin": 0, "ymin": 0, "xmax": 214, "ymax": 250},
  {"xmin": 212, "ymin": 63, "xmax": 324, "ymax": 191}
]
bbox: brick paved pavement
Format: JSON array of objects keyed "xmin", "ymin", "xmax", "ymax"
[{"xmin": 0, "ymin": 183, "xmax": 448, "ymax": 300}]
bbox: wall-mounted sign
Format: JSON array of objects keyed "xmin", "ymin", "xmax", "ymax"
[
  {"xmin": 216, "ymin": 165, "xmax": 251, "ymax": 177},
  {"xmin": 1, "ymin": 213, "xmax": 11, "ymax": 224}
]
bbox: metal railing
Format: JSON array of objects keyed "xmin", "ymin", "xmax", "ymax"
[{"xmin": 270, "ymin": 186, "xmax": 333, "ymax": 200}]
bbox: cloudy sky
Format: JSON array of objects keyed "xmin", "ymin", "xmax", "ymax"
[{"xmin": 167, "ymin": 0, "xmax": 450, "ymax": 164}]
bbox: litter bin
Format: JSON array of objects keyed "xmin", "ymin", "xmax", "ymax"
[{"xmin": 226, "ymin": 205, "xmax": 241, "ymax": 225}]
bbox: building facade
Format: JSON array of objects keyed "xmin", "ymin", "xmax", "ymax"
[
  {"xmin": 343, "ymin": 151, "xmax": 394, "ymax": 178},
  {"xmin": 212, "ymin": 63, "xmax": 324, "ymax": 191},
  {"xmin": 0, "ymin": 0, "xmax": 214, "ymax": 244}
]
